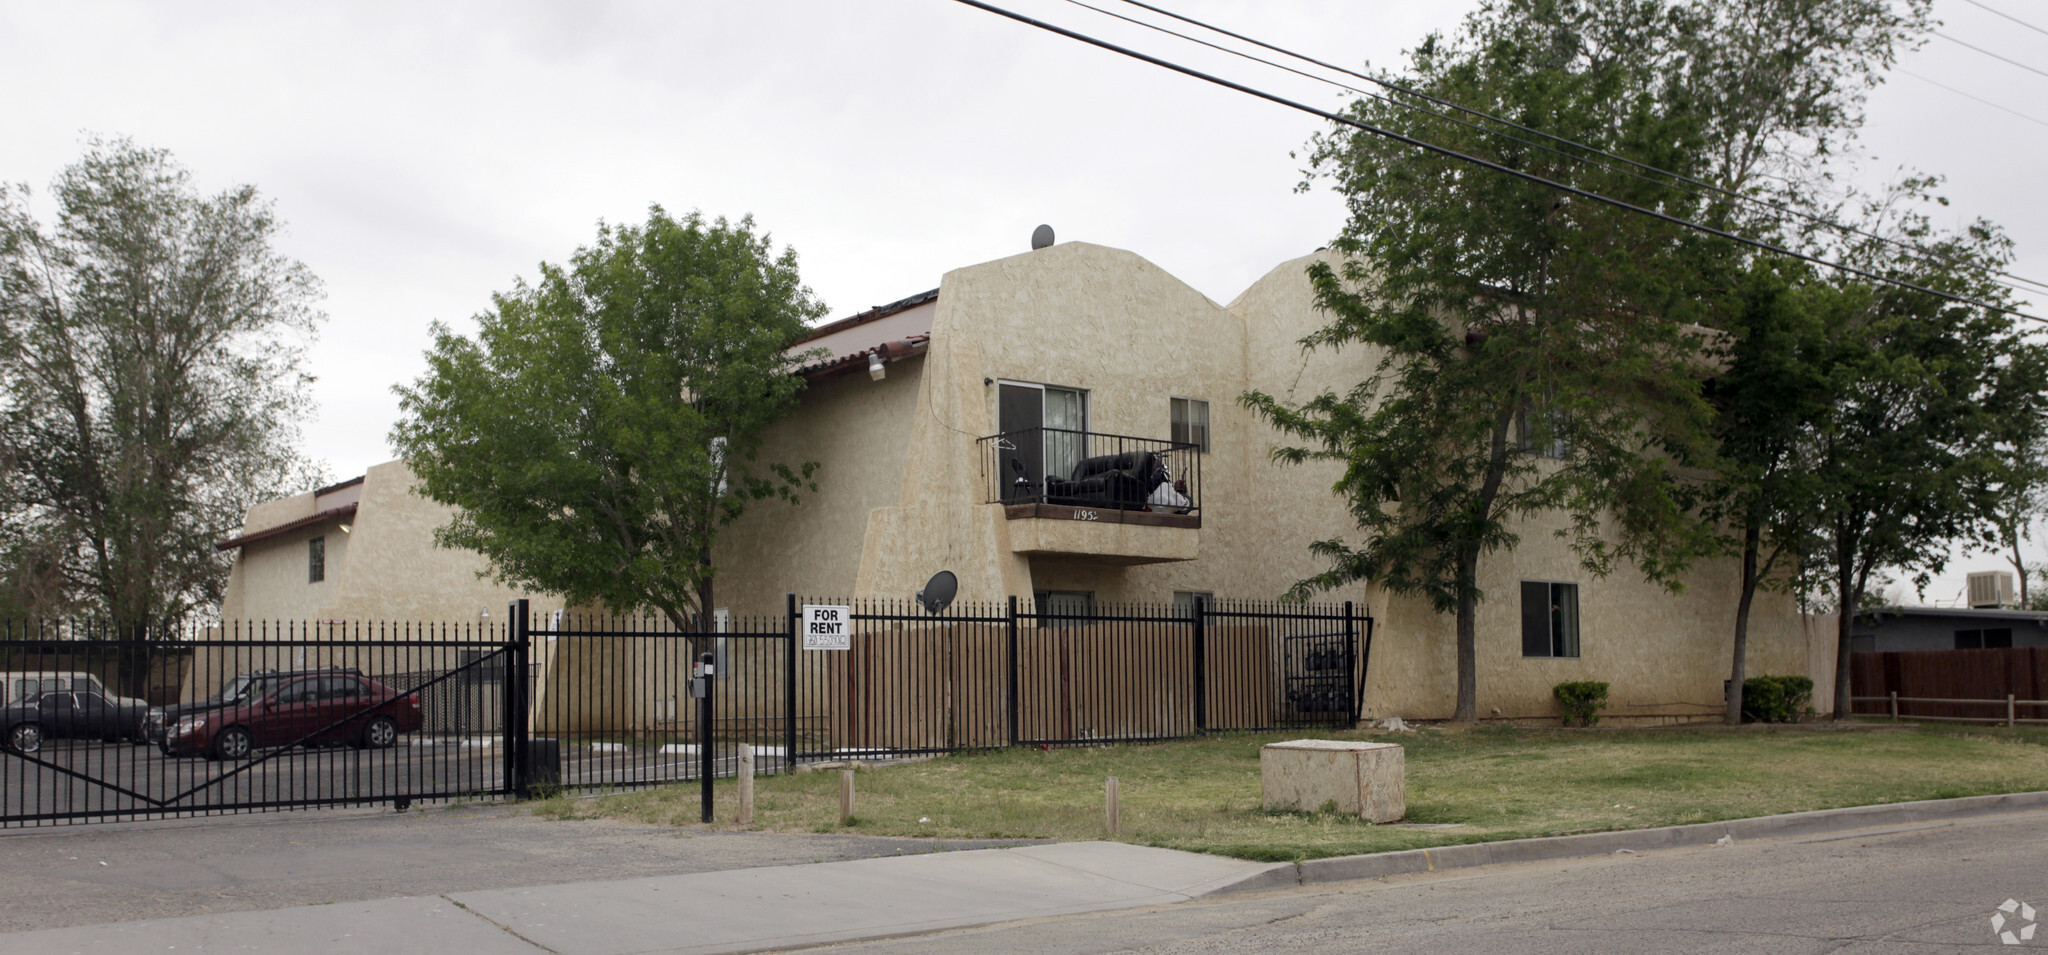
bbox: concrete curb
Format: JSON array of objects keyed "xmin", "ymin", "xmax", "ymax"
[{"xmin": 1258, "ymin": 789, "xmax": 2048, "ymax": 887}]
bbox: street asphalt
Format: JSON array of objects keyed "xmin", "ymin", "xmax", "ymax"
[{"xmin": 0, "ymin": 791, "xmax": 2042, "ymax": 953}]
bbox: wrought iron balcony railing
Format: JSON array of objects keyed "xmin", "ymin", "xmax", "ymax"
[{"xmin": 977, "ymin": 427, "xmax": 1200, "ymax": 517}]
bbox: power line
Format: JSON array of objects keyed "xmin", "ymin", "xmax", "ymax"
[
  {"xmin": 1934, "ymin": 29, "xmax": 2048, "ymax": 81},
  {"xmin": 948, "ymin": 0, "xmax": 2046, "ymax": 324},
  {"xmin": 1900, "ymin": 68, "xmax": 2048, "ymax": 128},
  {"xmin": 1959, "ymin": 0, "xmax": 2048, "ymax": 41},
  {"xmin": 1100, "ymin": 0, "xmax": 2048, "ymax": 298}
]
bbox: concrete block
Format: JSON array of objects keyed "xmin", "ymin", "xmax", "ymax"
[{"xmin": 1261, "ymin": 739, "xmax": 1404, "ymax": 823}]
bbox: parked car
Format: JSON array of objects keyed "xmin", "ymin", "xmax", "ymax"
[
  {"xmin": 0, "ymin": 671, "xmax": 148, "ymax": 710},
  {"xmin": 157, "ymin": 671, "xmax": 421, "ymax": 760},
  {"xmin": 143, "ymin": 667, "xmax": 364, "ymax": 747},
  {"xmin": 1, "ymin": 690, "xmax": 151, "ymax": 754}
]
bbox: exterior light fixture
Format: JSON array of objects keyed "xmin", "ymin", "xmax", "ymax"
[
  {"xmin": 868, "ymin": 352, "xmax": 886, "ymax": 381},
  {"xmin": 338, "ymin": 523, "xmax": 352, "ymax": 533}
]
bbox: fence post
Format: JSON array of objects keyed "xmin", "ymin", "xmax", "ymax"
[
  {"xmin": 2010, "ymin": 693, "xmax": 2018, "ymax": 728},
  {"xmin": 1007, "ymin": 594, "xmax": 1020, "ymax": 747},
  {"xmin": 1345, "ymin": 600, "xmax": 1361, "ymax": 725},
  {"xmin": 737, "ymin": 743, "xmax": 755, "ymax": 826},
  {"xmin": 1890, "ymin": 691, "xmax": 1898, "ymax": 722},
  {"xmin": 501, "ymin": 598, "xmax": 520, "ymax": 799},
  {"xmin": 1191, "ymin": 596, "xmax": 1207, "ymax": 733},
  {"xmin": 699, "ymin": 651, "xmax": 715, "ymax": 824},
  {"xmin": 785, "ymin": 593, "xmax": 799, "ymax": 771}
]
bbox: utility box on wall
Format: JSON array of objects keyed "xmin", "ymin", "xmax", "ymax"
[{"xmin": 1260, "ymin": 739, "xmax": 1405, "ymax": 823}]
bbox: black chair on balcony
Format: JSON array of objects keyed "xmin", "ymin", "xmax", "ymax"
[{"xmin": 1045, "ymin": 450, "xmax": 1168, "ymax": 510}]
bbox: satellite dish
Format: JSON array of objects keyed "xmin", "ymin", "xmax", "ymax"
[
  {"xmin": 1031, "ymin": 224, "xmax": 1054, "ymax": 250},
  {"xmin": 916, "ymin": 570, "xmax": 958, "ymax": 615}
]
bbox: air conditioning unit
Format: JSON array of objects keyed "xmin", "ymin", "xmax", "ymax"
[{"xmin": 1967, "ymin": 571, "xmax": 2015, "ymax": 610}]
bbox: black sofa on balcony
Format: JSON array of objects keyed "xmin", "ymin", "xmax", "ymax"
[{"xmin": 1044, "ymin": 451, "xmax": 1168, "ymax": 510}]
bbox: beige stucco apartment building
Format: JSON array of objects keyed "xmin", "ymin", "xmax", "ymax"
[{"xmin": 216, "ymin": 238, "xmax": 1835, "ymax": 722}]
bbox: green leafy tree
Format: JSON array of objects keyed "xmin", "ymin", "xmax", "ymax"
[
  {"xmin": 0, "ymin": 137, "xmax": 324, "ymax": 633},
  {"xmin": 1701, "ymin": 264, "xmax": 1834, "ymax": 725},
  {"xmin": 1257, "ymin": 0, "xmax": 1930, "ymax": 722},
  {"xmin": 1981, "ymin": 359, "xmax": 2048, "ymax": 605},
  {"xmin": 1800, "ymin": 197, "xmax": 2048, "ymax": 718},
  {"xmin": 391, "ymin": 207, "xmax": 826, "ymax": 632},
  {"xmin": 1254, "ymin": 1, "xmax": 1724, "ymax": 722}
]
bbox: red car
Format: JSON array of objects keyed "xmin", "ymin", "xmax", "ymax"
[{"xmin": 162, "ymin": 673, "xmax": 423, "ymax": 760}]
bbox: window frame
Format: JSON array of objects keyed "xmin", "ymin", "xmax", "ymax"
[
  {"xmin": 1520, "ymin": 580, "xmax": 1581, "ymax": 658},
  {"xmin": 1955, "ymin": 627, "xmax": 2014, "ymax": 650},
  {"xmin": 1172, "ymin": 590, "xmax": 1215, "ymax": 619},
  {"xmin": 308, "ymin": 536, "xmax": 326, "ymax": 583},
  {"xmin": 1170, "ymin": 396, "xmax": 1211, "ymax": 453},
  {"xmin": 1033, "ymin": 590, "xmax": 1097, "ymax": 628}
]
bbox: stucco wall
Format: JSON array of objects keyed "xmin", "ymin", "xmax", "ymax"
[
  {"xmin": 812, "ymin": 241, "xmax": 1824, "ymax": 721},
  {"xmin": 712, "ymin": 360, "xmax": 923, "ymax": 619},
  {"xmin": 217, "ymin": 459, "xmax": 562, "ymax": 624}
]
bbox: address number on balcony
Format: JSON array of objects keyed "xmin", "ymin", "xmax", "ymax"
[{"xmin": 1073, "ymin": 510, "xmax": 1099, "ymax": 521}]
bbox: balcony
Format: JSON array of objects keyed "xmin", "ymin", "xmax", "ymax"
[{"xmin": 977, "ymin": 428, "xmax": 1200, "ymax": 564}]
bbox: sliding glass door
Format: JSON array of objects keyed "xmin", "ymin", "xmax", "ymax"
[{"xmin": 997, "ymin": 381, "xmax": 1087, "ymax": 501}]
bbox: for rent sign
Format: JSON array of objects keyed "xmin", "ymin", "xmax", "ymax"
[{"xmin": 801, "ymin": 604, "xmax": 852, "ymax": 651}]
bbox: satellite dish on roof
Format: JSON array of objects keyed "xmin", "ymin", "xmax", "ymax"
[
  {"xmin": 916, "ymin": 570, "xmax": 958, "ymax": 615},
  {"xmin": 1031, "ymin": 224, "xmax": 1054, "ymax": 250}
]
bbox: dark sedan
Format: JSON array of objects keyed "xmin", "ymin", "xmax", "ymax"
[{"xmin": 1, "ymin": 690, "xmax": 150, "ymax": 754}]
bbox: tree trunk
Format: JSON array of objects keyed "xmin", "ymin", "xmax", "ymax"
[
  {"xmin": 1727, "ymin": 521, "xmax": 1759, "ymax": 725},
  {"xmin": 2010, "ymin": 540, "xmax": 2028, "ymax": 606},
  {"xmin": 1453, "ymin": 547, "xmax": 1479, "ymax": 722},
  {"xmin": 1832, "ymin": 560, "xmax": 1856, "ymax": 720}
]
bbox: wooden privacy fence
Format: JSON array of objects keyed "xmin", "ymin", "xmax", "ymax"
[{"xmin": 1849, "ymin": 647, "xmax": 2048, "ymax": 723}]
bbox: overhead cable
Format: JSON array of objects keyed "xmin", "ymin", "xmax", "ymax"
[
  {"xmin": 1960, "ymin": 0, "xmax": 2048, "ymax": 39},
  {"xmin": 1097, "ymin": 0, "xmax": 2048, "ymax": 297},
  {"xmin": 1934, "ymin": 29, "xmax": 2048, "ymax": 82},
  {"xmin": 949, "ymin": 0, "xmax": 2046, "ymax": 324}
]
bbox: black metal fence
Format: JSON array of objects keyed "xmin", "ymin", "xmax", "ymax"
[
  {"xmin": 0, "ymin": 596, "xmax": 1367, "ymax": 828},
  {"xmin": 0, "ymin": 619, "xmax": 513, "ymax": 827}
]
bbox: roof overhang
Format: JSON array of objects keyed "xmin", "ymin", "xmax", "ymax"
[{"xmin": 215, "ymin": 503, "xmax": 358, "ymax": 551}]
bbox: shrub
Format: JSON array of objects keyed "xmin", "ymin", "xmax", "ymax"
[
  {"xmin": 1742, "ymin": 675, "xmax": 1814, "ymax": 723},
  {"xmin": 1553, "ymin": 681, "xmax": 1610, "ymax": 727}
]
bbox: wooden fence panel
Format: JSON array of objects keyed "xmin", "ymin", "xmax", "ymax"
[
  {"xmin": 1204, "ymin": 624, "xmax": 1276, "ymax": 729},
  {"xmin": 1850, "ymin": 647, "xmax": 2048, "ymax": 720}
]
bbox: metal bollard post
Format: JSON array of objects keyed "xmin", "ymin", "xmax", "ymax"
[
  {"xmin": 693, "ymin": 652, "xmax": 715, "ymax": 824},
  {"xmin": 737, "ymin": 743, "xmax": 756, "ymax": 826}
]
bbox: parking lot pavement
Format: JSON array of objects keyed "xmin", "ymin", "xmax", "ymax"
[{"xmin": 0, "ymin": 800, "xmax": 1038, "ymax": 933}]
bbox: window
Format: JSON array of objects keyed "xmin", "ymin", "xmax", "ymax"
[
  {"xmin": 1955, "ymin": 628, "xmax": 2013, "ymax": 650},
  {"xmin": 1173, "ymin": 590, "xmax": 1214, "ymax": 618},
  {"xmin": 1514, "ymin": 399, "xmax": 1568, "ymax": 460},
  {"xmin": 1034, "ymin": 590, "xmax": 1095, "ymax": 627},
  {"xmin": 308, "ymin": 536, "xmax": 326, "ymax": 583},
  {"xmin": 1521, "ymin": 581, "xmax": 1580, "ymax": 658},
  {"xmin": 1170, "ymin": 397, "xmax": 1210, "ymax": 452}
]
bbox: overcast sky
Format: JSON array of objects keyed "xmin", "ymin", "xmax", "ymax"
[{"xmin": 2, "ymin": 0, "xmax": 2041, "ymax": 606}]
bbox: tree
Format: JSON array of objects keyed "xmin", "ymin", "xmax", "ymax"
[
  {"xmin": 1258, "ymin": 0, "xmax": 1932, "ymax": 722},
  {"xmin": 1700, "ymin": 263, "xmax": 1833, "ymax": 724},
  {"xmin": 0, "ymin": 137, "xmax": 324, "ymax": 630},
  {"xmin": 1799, "ymin": 197, "xmax": 2048, "ymax": 719},
  {"xmin": 1981, "ymin": 357, "xmax": 2048, "ymax": 606},
  {"xmin": 391, "ymin": 207, "xmax": 826, "ymax": 632},
  {"xmin": 1254, "ymin": 0, "xmax": 1726, "ymax": 722}
]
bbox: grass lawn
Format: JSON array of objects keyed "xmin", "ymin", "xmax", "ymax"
[{"xmin": 530, "ymin": 723, "xmax": 2048, "ymax": 862}]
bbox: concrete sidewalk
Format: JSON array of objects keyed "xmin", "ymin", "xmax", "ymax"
[
  {"xmin": 0, "ymin": 842, "xmax": 1292, "ymax": 955},
  {"xmin": 7, "ymin": 790, "xmax": 2046, "ymax": 954}
]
